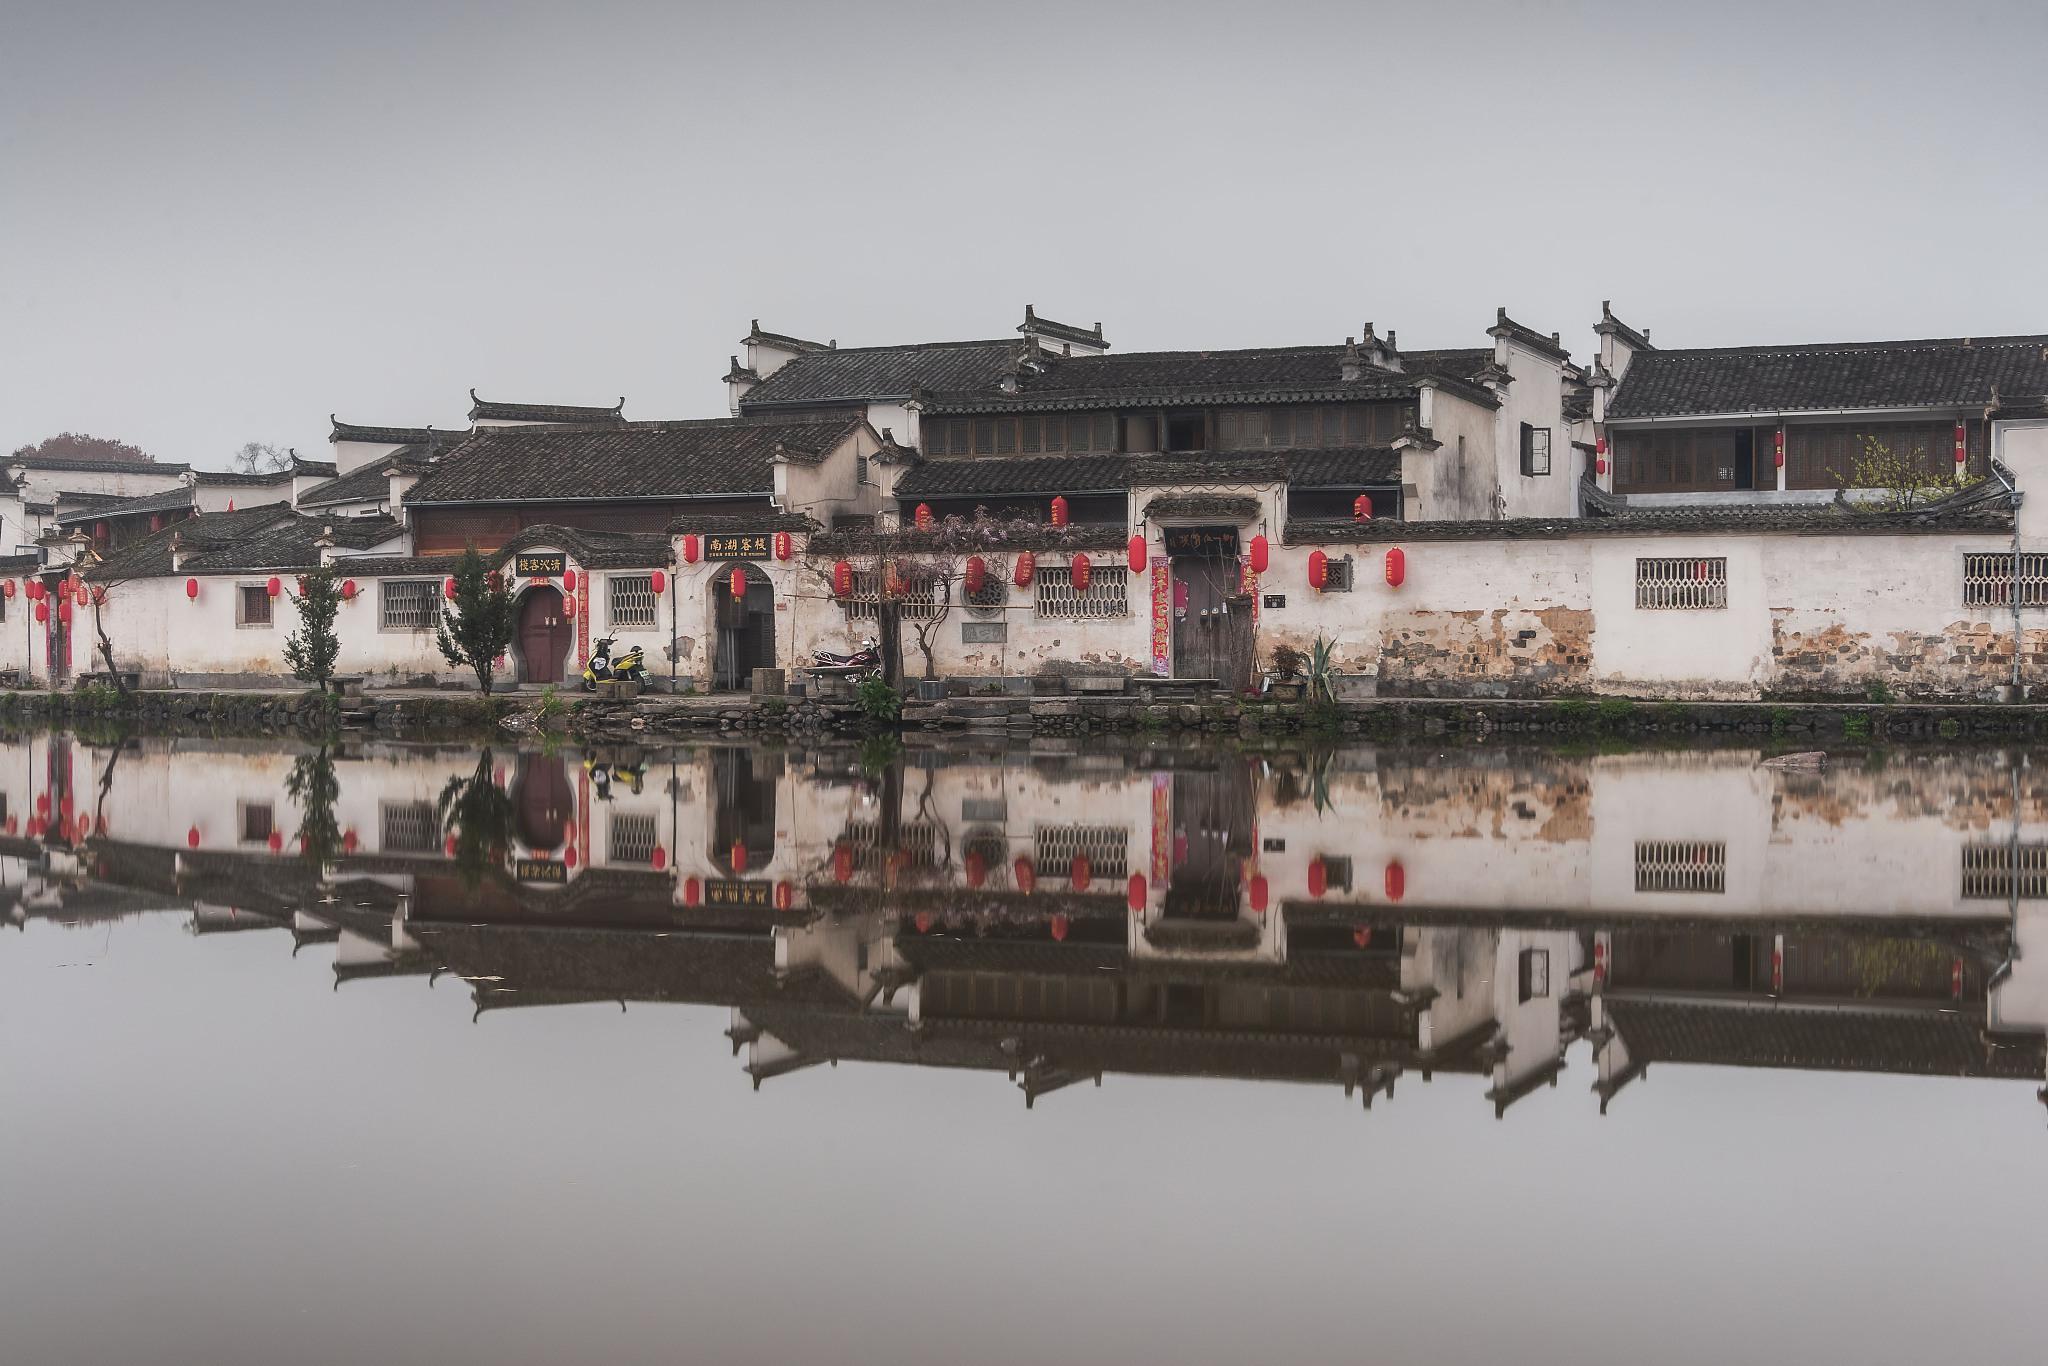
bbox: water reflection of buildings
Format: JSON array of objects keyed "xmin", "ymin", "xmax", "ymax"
[{"xmin": 4, "ymin": 737, "xmax": 2046, "ymax": 1116}]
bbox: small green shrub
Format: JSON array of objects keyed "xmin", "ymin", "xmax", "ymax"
[
  {"xmin": 1842, "ymin": 712, "xmax": 1871, "ymax": 740},
  {"xmin": 536, "ymin": 684, "xmax": 565, "ymax": 719},
  {"xmin": 856, "ymin": 678, "xmax": 902, "ymax": 724},
  {"xmin": 1936, "ymin": 717, "xmax": 1961, "ymax": 739},
  {"xmin": 1865, "ymin": 678, "xmax": 1896, "ymax": 705},
  {"xmin": 1596, "ymin": 698, "xmax": 1636, "ymax": 730}
]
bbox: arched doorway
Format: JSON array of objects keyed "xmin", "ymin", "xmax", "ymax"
[
  {"xmin": 513, "ymin": 753, "xmax": 573, "ymax": 852},
  {"xmin": 515, "ymin": 586, "xmax": 571, "ymax": 685},
  {"xmin": 713, "ymin": 562, "xmax": 775, "ymax": 691}
]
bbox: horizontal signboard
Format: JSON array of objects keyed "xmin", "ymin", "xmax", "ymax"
[
  {"xmin": 705, "ymin": 534, "xmax": 772, "ymax": 560},
  {"xmin": 514, "ymin": 858, "xmax": 567, "ymax": 884},
  {"xmin": 515, "ymin": 553, "xmax": 567, "ymax": 577}
]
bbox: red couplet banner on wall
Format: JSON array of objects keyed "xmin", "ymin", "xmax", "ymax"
[{"xmin": 1150, "ymin": 564, "xmax": 1171, "ymax": 676}]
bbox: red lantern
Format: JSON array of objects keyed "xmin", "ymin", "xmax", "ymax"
[
  {"xmin": 964, "ymin": 850, "xmax": 987, "ymax": 888},
  {"xmin": 1384, "ymin": 547, "xmax": 1406, "ymax": 588},
  {"xmin": 77, "ymin": 814, "xmax": 91, "ymax": 837},
  {"xmin": 1773, "ymin": 428, "xmax": 1786, "ymax": 469},
  {"xmin": 1013, "ymin": 551, "xmax": 1035, "ymax": 588},
  {"xmin": 341, "ymin": 579, "xmax": 357, "ymax": 600},
  {"xmin": 1127, "ymin": 873, "xmax": 1147, "ymax": 912},
  {"xmin": 57, "ymin": 599, "xmax": 71, "ymax": 625},
  {"xmin": 185, "ymin": 578, "xmax": 199, "ymax": 600},
  {"xmin": 652, "ymin": 846, "xmax": 668, "ymax": 871},
  {"xmin": 187, "ymin": 826, "xmax": 200, "ymax": 849},
  {"xmin": 833, "ymin": 559, "xmax": 854, "ymax": 597},
  {"xmin": 342, "ymin": 829, "xmax": 358, "ymax": 854},
  {"xmin": 1308, "ymin": 549, "xmax": 1328, "ymax": 591},
  {"xmin": 774, "ymin": 881, "xmax": 794, "ymax": 913},
  {"xmin": 73, "ymin": 582, "xmax": 87, "ymax": 606},
  {"xmin": 265, "ymin": 576, "xmax": 280, "ymax": 598},
  {"xmin": 1127, "ymin": 535, "xmax": 1147, "ymax": 572},
  {"xmin": 442, "ymin": 576, "xmax": 456, "ymax": 600},
  {"xmin": 1249, "ymin": 874, "xmax": 1269, "ymax": 914},
  {"xmin": 564, "ymin": 846, "xmax": 578, "ymax": 870},
  {"xmin": 34, "ymin": 601, "xmax": 48, "ymax": 624},
  {"xmin": 1353, "ymin": 927, "xmax": 1373, "ymax": 949},
  {"xmin": 1596, "ymin": 458, "xmax": 1609, "ymax": 476},
  {"xmin": 1050, "ymin": 913, "xmax": 1070, "ymax": 942},
  {"xmin": 1013, "ymin": 855, "xmax": 1036, "ymax": 894},
  {"xmin": 773, "ymin": 532, "xmax": 792, "ymax": 562},
  {"xmin": 1308, "ymin": 857, "xmax": 1328, "ymax": 898},
  {"xmin": 1595, "ymin": 436, "xmax": 1608, "ymax": 455},
  {"xmin": 1955, "ymin": 421, "xmax": 1968, "ymax": 465},
  {"xmin": 730, "ymin": 839, "xmax": 748, "ymax": 873},
  {"xmin": 24, "ymin": 578, "xmax": 40, "ymax": 600},
  {"xmin": 834, "ymin": 842, "xmax": 855, "ymax": 883},
  {"xmin": 1070, "ymin": 854, "xmax": 1091, "ymax": 892},
  {"xmin": 651, "ymin": 569, "xmax": 667, "ymax": 594},
  {"xmin": 1049, "ymin": 495, "xmax": 1069, "ymax": 528},
  {"xmin": 90, "ymin": 586, "xmax": 106, "ymax": 606},
  {"xmin": 914, "ymin": 503, "xmax": 934, "ymax": 531},
  {"xmin": 1071, "ymin": 553, "xmax": 1092, "ymax": 593},
  {"xmin": 1384, "ymin": 860, "xmax": 1406, "ymax": 903},
  {"xmin": 563, "ymin": 569, "xmax": 578, "ymax": 593},
  {"xmin": 1353, "ymin": 494, "xmax": 1373, "ymax": 522},
  {"xmin": 1249, "ymin": 534, "xmax": 1269, "ymax": 574},
  {"xmin": 681, "ymin": 535, "xmax": 701, "ymax": 564},
  {"xmin": 729, "ymin": 566, "xmax": 748, "ymax": 601},
  {"xmin": 965, "ymin": 556, "xmax": 988, "ymax": 595},
  {"xmin": 268, "ymin": 830, "xmax": 284, "ymax": 853},
  {"xmin": 561, "ymin": 594, "xmax": 576, "ymax": 618},
  {"xmin": 684, "ymin": 876, "xmax": 702, "ymax": 906},
  {"xmin": 1, "ymin": 580, "xmax": 11, "ymax": 600}
]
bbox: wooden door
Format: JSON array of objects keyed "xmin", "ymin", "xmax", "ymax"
[
  {"xmin": 1166, "ymin": 764, "xmax": 1254, "ymax": 920},
  {"xmin": 714, "ymin": 567, "xmax": 776, "ymax": 690},
  {"xmin": 517, "ymin": 588, "xmax": 571, "ymax": 684},
  {"xmin": 1171, "ymin": 559, "xmax": 1252, "ymax": 690},
  {"xmin": 514, "ymin": 753, "xmax": 573, "ymax": 851}
]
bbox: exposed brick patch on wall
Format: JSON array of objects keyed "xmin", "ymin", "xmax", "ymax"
[
  {"xmin": 1377, "ymin": 607, "xmax": 1594, "ymax": 698},
  {"xmin": 1769, "ymin": 615, "xmax": 2048, "ymax": 699}
]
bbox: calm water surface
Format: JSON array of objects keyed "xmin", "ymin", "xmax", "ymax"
[{"xmin": 3, "ymin": 734, "xmax": 2045, "ymax": 1366}]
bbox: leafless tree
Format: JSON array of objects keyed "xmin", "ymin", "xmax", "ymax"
[{"xmin": 230, "ymin": 441, "xmax": 293, "ymax": 475}]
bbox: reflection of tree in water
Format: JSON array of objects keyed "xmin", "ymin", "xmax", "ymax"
[
  {"xmin": 438, "ymin": 749, "xmax": 516, "ymax": 889},
  {"xmin": 287, "ymin": 746, "xmax": 342, "ymax": 869}
]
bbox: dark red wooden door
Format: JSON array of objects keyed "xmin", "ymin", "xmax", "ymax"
[{"xmin": 517, "ymin": 588, "xmax": 571, "ymax": 684}]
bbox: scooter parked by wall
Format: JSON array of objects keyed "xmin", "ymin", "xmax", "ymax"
[{"xmin": 582, "ymin": 635, "xmax": 649, "ymax": 691}]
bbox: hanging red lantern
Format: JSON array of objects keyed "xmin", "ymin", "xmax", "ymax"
[
  {"xmin": 263, "ymin": 576, "xmax": 279, "ymax": 598},
  {"xmin": 1127, "ymin": 535, "xmax": 1147, "ymax": 572},
  {"xmin": 1049, "ymin": 495, "xmax": 1069, "ymax": 528},
  {"xmin": 1070, "ymin": 854, "xmax": 1091, "ymax": 891},
  {"xmin": 964, "ymin": 850, "xmax": 987, "ymax": 888},
  {"xmin": 1353, "ymin": 493, "xmax": 1374, "ymax": 522},
  {"xmin": 964, "ymin": 556, "xmax": 987, "ymax": 595},
  {"xmin": 772, "ymin": 532, "xmax": 792, "ymax": 562},
  {"xmin": 681, "ymin": 534, "xmax": 701, "ymax": 564},
  {"xmin": 77, "ymin": 814, "xmax": 91, "ymax": 837},
  {"xmin": 1596, "ymin": 457, "xmax": 1609, "ymax": 476},
  {"xmin": 1308, "ymin": 549, "xmax": 1328, "ymax": 591},
  {"xmin": 1050, "ymin": 913, "xmax": 1070, "ymax": 942},
  {"xmin": 340, "ymin": 579, "xmax": 357, "ymax": 600},
  {"xmin": 185, "ymin": 578, "xmax": 199, "ymax": 601},
  {"xmin": 729, "ymin": 566, "xmax": 748, "ymax": 601},
  {"xmin": 1127, "ymin": 873, "xmax": 1147, "ymax": 912},
  {"xmin": 90, "ymin": 586, "xmax": 106, "ymax": 606},
  {"xmin": 57, "ymin": 599, "xmax": 71, "ymax": 625},
  {"xmin": 561, "ymin": 594, "xmax": 576, "ymax": 618},
  {"xmin": 1, "ymin": 580, "xmax": 11, "ymax": 600},
  {"xmin": 1955, "ymin": 421, "xmax": 1968, "ymax": 465},
  {"xmin": 651, "ymin": 569, "xmax": 668, "ymax": 594},
  {"xmin": 1773, "ymin": 428, "xmax": 1786, "ymax": 469},
  {"xmin": 1307, "ymin": 857, "xmax": 1328, "ymax": 898},
  {"xmin": 683, "ymin": 876, "xmax": 702, "ymax": 907},
  {"xmin": 34, "ymin": 601, "xmax": 48, "ymax": 624},
  {"xmin": 1013, "ymin": 855, "xmax": 1036, "ymax": 894},
  {"xmin": 24, "ymin": 578, "xmax": 40, "ymax": 599},
  {"xmin": 1384, "ymin": 547, "xmax": 1406, "ymax": 588},
  {"xmin": 1384, "ymin": 859, "xmax": 1406, "ymax": 903},
  {"xmin": 774, "ymin": 881, "xmax": 794, "ymax": 913},
  {"xmin": 1013, "ymin": 550, "xmax": 1035, "ymax": 588},
  {"xmin": 1249, "ymin": 534, "xmax": 1269, "ymax": 574},
  {"xmin": 1071, "ymin": 553, "xmax": 1092, "ymax": 593},
  {"xmin": 187, "ymin": 826, "xmax": 200, "ymax": 849},
  {"xmin": 652, "ymin": 846, "xmax": 667, "ymax": 871},
  {"xmin": 1249, "ymin": 874, "xmax": 1269, "ymax": 914},
  {"xmin": 564, "ymin": 846, "xmax": 579, "ymax": 870},
  {"xmin": 444, "ymin": 834, "xmax": 458, "ymax": 857},
  {"xmin": 914, "ymin": 503, "xmax": 934, "ymax": 531},
  {"xmin": 72, "ymin": 581, "xmax": 88, "ymax": 606},
  {"xmin": 562, "ymin": 569, "xmax": 578, "ymax": 593},
  {"xmin": 441, "ymin": 576, "xmax": 456, "ymax": 600},
  {"xmin": 833, "ymin": 559, "xmax": 854, "ymax": 597},
  {"xmin": 833, "ymin": 842, "xmax": 855, "ymax": 883}
]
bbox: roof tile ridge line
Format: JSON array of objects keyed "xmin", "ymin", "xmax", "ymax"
[
  {"xmin": 772, "ymin": 337, "xmax": 1019, "ymax": 358},
  {"xmin": 1642, "ymin": 333, "xmax": 2048, "ymax": 358}
]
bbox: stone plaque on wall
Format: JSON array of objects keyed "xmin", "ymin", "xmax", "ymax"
[{"xmin": 962, "ymin": 622, "xmax": 1007, "ymax": 644}]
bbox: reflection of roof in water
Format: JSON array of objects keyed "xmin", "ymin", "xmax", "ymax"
[{"xmin": 1602, "ymin": 997, "xmax": 2044, "ymax": 1080}]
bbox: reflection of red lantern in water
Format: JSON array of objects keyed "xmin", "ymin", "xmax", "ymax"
[
  {"xmin": 683, "ymin": 876, "xmax": 702, "ymax": 906},
  {"xmin": 1307, "ymin": 857, "xmax": 1328, "ymax": 898},
  {"xmin": 1013, "ymin": 856, "xmax": 1036, "ymax": 894},
  {"xmin": 187, "ymin": 826, "xmax": 200, "ymax": 849},
  {"xmin": 342, "ymin": 829, "xmax": 358, "ymax": 853},
  {"xmin": 1070, "ymin": 855, "xmax": 1091, "ymax": 891},
  {"xmin": 269, "ymin": 831, "xmax": 284, "ymax": 853},
  {"xmin": 1050, "ymin": 913, "xmax": 1070, "ymax": 942},
  {"xmin": 915, "ymin": 912, "xmax": 934, "ymax": 934},
  {"xmin": 1354, "ymin": 927, "xmax": 1373, "ymax": 948},
  {"xmin": 1127, "ymin": 873, "xmax": 1146, "ymax": 912},
  {"xmin": 964, "ymin": 850, "xmax": 987, "ymax": 888},
  {"xmin": 729, "ymin": 839, "xmax": 748, "ymax": 873},
  {"xmin": 1384, "ymin": 859, "xmax": 1406, "ymax": 902},
  {"xmin": 833, "ymin": 842, "xmax": 854, "ymax": 883},
  {"xmin": 1249, "ymin": 875, "xmax": 1269, "ymax": 914},
  {"xmin": 774, "ymin": 881, "xmax": 794, "ymax": 912}
]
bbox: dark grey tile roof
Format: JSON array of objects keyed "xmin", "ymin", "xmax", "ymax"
[
  {"xmin": 745, "ymin": 321, "xmax": 832, "ymax": 352},
  {"xmin": 84, "ymin": 503, "xmax": 299, "ymax": 580},
  {"xmin": 467, "ymin": 390, "xmax": 626, "ymax": 425},
  {"xmin": 329, "ymin": 418, "xmax": 448, "ymax": 445},
  {"xmin": 5, "ymin": 455, "xmax": 192, "ymax": 475},
  {"xmin": 177, "ymin": 515, "xmax": 404, "ymax": 573},
  {"xmin": 893, "ymin": 448, "xmax": 1393, "ymax": 499},
  {"xmin": 739, "ymin": 340, "xmax": 1018, "ymax": 407},
  {"xmin": 893, "ymin": 454, "xmax": 1131, "ymax": 498},
  {"xmin": 337, "ymin": 524, "xmax": 671, "ymax": 576},
  {"xmin": 1143, "ymin": 494, "xmax": 1260, "ymax": 521},
  {"xmin": 55, "ymin": 485, "xmax": 194, "ymax": 526},
  {"xmin": 1018, "ymin": 305, "xmax": 1107, "ymax": 349},
  {"xmin": 1602, "ymin": 997, "xmax": 2042, "ymax": 1080},
  {"xmin": 193, "ymin": 468, "xmax": 295, "ymax": 487},
  {"xmin": 1488, "ymin": 308, "xmax": 1571, "ymax": 361},
  {"xmin": 808, "ymin": 523, "xmax": 1128, "ymax": 556},
  {"xmin": 1606, "ymin": 333, "xmax": 2048, "ymax": 419},
  {"xmin": 404, "ymin": 415, "xmax": 863, "ymax": 504},
  {"xmin": 1284, "ymin": 448, "xmax": 1402, "ymax": 486},
  {"xmin": 296, "ymin": 449, "xmax": 422, "ymax": 507}
]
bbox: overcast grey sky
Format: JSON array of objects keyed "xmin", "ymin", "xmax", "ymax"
[{"xmin": 3, "ymin": 0, "xmax": 2044, "ymax": 468}]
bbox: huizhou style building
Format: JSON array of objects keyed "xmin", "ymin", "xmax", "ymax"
[{"xmin": 0, "ymin": 303, "xmax": 2044, "ymax": 699}]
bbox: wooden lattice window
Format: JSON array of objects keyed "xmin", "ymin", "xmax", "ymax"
[
  {"xmin": 1033, "ymin": 824, "xmax": 1129, "ymax": 879},
  {"xmin": 381, "ymin": 580, "xmax": 440, "ymax": 631},
  {"xmin": 609, "ymin": 812, "xmax": 658, "ymax": 865},
  {"xmin": 1635, "ymin": 557, "xmax": 1727, "ymax": 610},
  {"xmin": 1963, "ymin": 553, "xmax": 2048, "ymax": 607},
  {"xmin": 1962, "ymin": 842, "xmax": 2048, "ymax": 899},
  {"xmin": 608, "ymin": 574, "xmax": 658, "ymax": 627},
  {"xmin": 1634, "ymin": 840, "xmax": 1726, "ymax": 894},
  {"xmin": 1034, "ymin": 565, "xmax": 1128, "ymax": 619}
]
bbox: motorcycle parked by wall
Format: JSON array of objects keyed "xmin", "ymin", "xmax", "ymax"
[
  {"xmin": 582, "ymin": 635, "xmax": 649, "ymax": 691},
  {"xmin": 811, "ymin": 637, "xmax": 880, "ymax": 682}
]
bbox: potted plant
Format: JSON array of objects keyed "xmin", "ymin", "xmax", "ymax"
[{"xmin": 1268, "ymin": 643, "xmax": 1308, "ymax": 701}]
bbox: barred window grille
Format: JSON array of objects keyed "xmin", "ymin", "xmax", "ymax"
[
  {"xmin": 842, "ymin": 568, "xmax": 945, "ymax": 622},
  {"xmin": 609, "ymin": 812, "xmax": 659, "ymax": 865},
  {"xmin": 964, "ymin": 576, "xmax": 1007, "ymax": 612},
  {"xmin": 1322, "ymin": 557, "xmax": 1354, "ymax": 592},
  {"xmin": 1962, "ymin": 842, "xmax": 2048, "ymax": 899},
  {"xmin": 1963, "ymin": 553, "xmax": 2048, "ymax": 607},
  {"xmin": 1634, "ymin": 840, "xmax": 1726, "ymax": 894},
  {"xmin": 382, "ymin": 580, "xmax": 441, "ymax": 630},
  {"xmin": 838, "ymin": 819, "xmax": 943, "ymax": 870},
  {"xmin": 1635, "ymin": 557, "xmax": 1727, "ymax": 610},
  {"xmin": 1033, "ymin": 824, "xmax": 1130, "ymax": 879},
  {"xmin": 381, "ymin": 800, "xmax": 438, "ymax": 854},
  {"xmin": 1034, "ymin": 565, "xmax": 1129, "ymax": 619},
  {"xmin": 609, "ymin": 574, "xmax": 658, "ymax": 627}
]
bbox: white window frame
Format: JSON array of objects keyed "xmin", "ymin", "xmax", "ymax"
[
  {"xmin": 608, "ymin": 573, "xmax": 658, "ymax": 628},
  {"xmin": 236, "ymin": 582, "xmax": 274, "ymax": 628},
  {"xmin": 1635, "ymin": 557, "xmax": 1727, "ymax": 610},
  {"xmin": 381, "ymin": 579, "xmax": 441, "ymax": 632}
]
